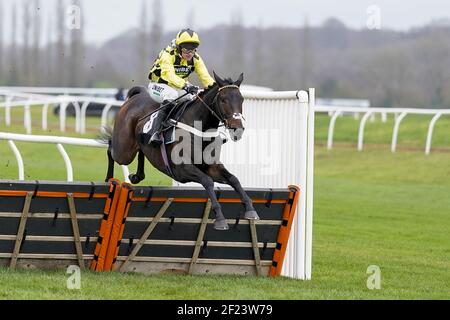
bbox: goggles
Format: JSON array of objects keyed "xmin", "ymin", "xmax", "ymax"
[{"xmin": 181, "ymin": 47, "xmax": 197, "ymax": 54}]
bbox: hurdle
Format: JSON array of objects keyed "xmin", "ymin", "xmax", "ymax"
[
  {"xmin": 0, "ymin": 180, "xmax": 299, "ymax": 277},
  {"xmin": 0, "ymin": 180, "xmax": 118, "ymax": 269},
  {"xmin": 0, "ymin": 87, "xmax": 315, "ymax": 279}
]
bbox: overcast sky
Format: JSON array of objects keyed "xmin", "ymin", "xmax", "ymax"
[{"xmin": 1, "ymin": 0, "xmax": 449, "ymax": 45}]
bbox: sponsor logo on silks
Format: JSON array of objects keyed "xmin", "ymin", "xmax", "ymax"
[
  {"xmin": 152, "ymin": 85, "xmax": 164, "ymax": 93},
  {"xmin": 152, "ymin": 91, "xmax": 161, "ymax": 96},
  {"xmin": 143, "ymin": 112, "xmax": 159, "ymax": 133},
  {"xmin": 174, "ymin": 66, "xmax": 192, "ymax": 77}
]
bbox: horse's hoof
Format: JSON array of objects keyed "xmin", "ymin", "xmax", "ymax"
[
  {"xmin": 214, "ymin": 219, "xmax": 229, "ymax": 231},
  {"xmin": 244, "ymin": 211, "xmax": 260, "ymax": 220},
  {"xmin": 128, "ymin": 174, "xmax": 144, "ymax": 184}
]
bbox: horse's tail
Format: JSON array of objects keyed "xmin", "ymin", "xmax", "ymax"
[
  {"xmin": 96, "ymin": 126, "xmax": 113, "ymax": 146},
  {"xmin": 126, "ymin": 86, "xmax": 149, "ymax": 100}
]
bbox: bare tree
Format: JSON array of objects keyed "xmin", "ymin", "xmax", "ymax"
[
  {"xmin": 0, "ymin": 1, "xmax": 3, "ymax": 80},
  {"xmin": 414, "ymin": 33, "xmax": 450, "ymax": 107},
  {"xmin": 45, "ymin": 12, "xmax": 54, "ymax": 86},
  {"xmin": 22, "ymin": 1, "xmax": 33, "ymax": 85},
  {"xmin": 149, "ymin": 0, "xmax": 163, "ymax": 60},
  {"xmin": 68, "ymin": 0, "xmax": 84, "ymax": 86},
  {"xmin": 223, "ymin": 9, "xmax": 245, "ymax": 78},
  {"xmin": 366, "ymin": 47, "xmax": 414, "ymax": 107},
  {"xmin": 186, "ymin": 8, "xmax": 196, "ymax": 30},
  {"xmin": 55, "ymin": 0, "xmax": 66, "ymax": 85},
  {"xmin": 249, "ymin": 24, "xmax": 263, "ymax": 85},
  {"xmin": 300, "ymin": 17, "xmax": 313, "ymax": 89},
  {"xmin": 137, "ymin": 0, "xmax": 149, "ymax": 84},
  {"xmin": 31, "ymin": 0, "xmax": 42, "ymax": 85},
  {"xmin": 268, "ymin": 28, "xmax": 291, "ymax": 89},
  {"xmin": 9, "ymin": 4, "xmax": 19, "ymax": 85}
]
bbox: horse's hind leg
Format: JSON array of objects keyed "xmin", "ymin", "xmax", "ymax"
[
  {"xmin": 105, "ymin": 144, "xmax": 115, "ymax": 182},
  {"xmin": 206, "ymin": 164, "xmax": 259, "ymax": 220},
  {"xmin": 128, "ymin": 150, "xmax": 145, "ymax": 184}
]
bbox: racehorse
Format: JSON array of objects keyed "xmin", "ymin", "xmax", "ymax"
[{"xmin": 104, "ymin": 72, "xmax": 259, "ymax": 230}]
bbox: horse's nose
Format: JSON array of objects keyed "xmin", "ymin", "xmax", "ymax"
[{"xmin": 229, "ymin": 128, "xmax": 245, "ymax": 141}]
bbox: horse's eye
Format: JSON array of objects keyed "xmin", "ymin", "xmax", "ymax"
[{"xmin": 220, "ymin": 97, "xmax": 227, "ymax": 103}]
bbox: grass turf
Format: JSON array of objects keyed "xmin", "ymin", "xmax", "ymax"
[
  {"xmin": 0, "ymin": 107, "xmax": 449, "ymax": 299},
  {"xmin": 0, "ymin": 147, "xmax": 448, "ymax": 299}
]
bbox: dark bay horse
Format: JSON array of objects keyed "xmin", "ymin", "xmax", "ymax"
[{"xmin": 104, "ymin": 72, "xmax": 259, "ymax": 230}]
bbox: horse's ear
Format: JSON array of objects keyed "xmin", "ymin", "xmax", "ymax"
[
  {"xmin": 235, "ymin": 73, "xmax": 244, "ymax": 86},
  {"xmin": 213, "ymin": 71, "xmax": 225, "ymax": 87}
]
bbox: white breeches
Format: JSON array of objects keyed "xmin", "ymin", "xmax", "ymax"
[{"xmin": 148, "ymin": 82, "xmax": 192, "ymax": 104}]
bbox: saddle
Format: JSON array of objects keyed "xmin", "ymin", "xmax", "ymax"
[
  {"xmin": 166, "ymin": 99, "xmax": 193, "ymax": 123},
  {"xmin": 140, "ymin": 99, "xmax": 193, "ymax": 145}
]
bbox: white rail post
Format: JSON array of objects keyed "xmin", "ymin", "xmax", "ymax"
[
  {"xmin": 7, "ymin": 140, "xmax": 25, "ymax": 180},
  {"xmin": 293, "ymin": 90, "xmax": 309, "ymax": 280},
  {"xmin": 59, "ymin": 102, "xmax": 68, "ymax": 132},
  {"xmin": 425, "ymin": 113, "xmax": 442, "ymax": 155},
  {"xmin": 80, "ymin": 101, "xmax": 90, "ymax": 134},
  {"xmin": 101, "ymin": 104, "xmax": 113, "ymax": 130},
  {"xmin": 72, "ymin": 101, "xmax": 82, "ymax": 133},
  {"xmin": 327, "ymin": 110, "xmax": 342, "ymax": 150},
  {"xmin": 24, "ymin": 101, "xmax": 32, "ymax": 134},
  {"xmin": 5, "ymin": 96, "xmax": 13, "ymax": 126},
  {"xmin": 305, "ymin": 88, "xmax": 315, "ymax": 280},
  {"xmin": 42, "ymin": 103, "xmax": 50, "ymax": 130},
  {"xmin": 56, "ymin": 143, "xmax": 73, "ymax": 182},
  {"xmin": 357, "ymin": 111, "xmax": 373, "ymax": 151},
  {"xmin": 391, "ymin": 111, "xmax": 407, "ymax": 153}
]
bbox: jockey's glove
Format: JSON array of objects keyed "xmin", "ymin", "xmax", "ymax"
[{"xmin": 183, "ymin": 83, "xmax": 199, "ymax": 94}]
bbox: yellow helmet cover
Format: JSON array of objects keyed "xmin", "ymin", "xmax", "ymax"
[{"xmin": 175, "ymin": 28, "xmax": 201, "ymax": 47}]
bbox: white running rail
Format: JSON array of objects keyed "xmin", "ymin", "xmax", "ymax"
[
  {"xmin": 0, "ymin": 91, "xmax": 123, "ymax": 134},
  {"xmin": 0, "ymin": 132, "xmax": 130, "ymax": 183},
  {"xmin": 315, "ymin": 106, "xmax": 450, "ymax": 154}
]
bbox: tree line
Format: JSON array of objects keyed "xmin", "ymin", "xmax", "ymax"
[{"xmin": 1, "ymin": 1, "xmax": 450, "ymax": 108}]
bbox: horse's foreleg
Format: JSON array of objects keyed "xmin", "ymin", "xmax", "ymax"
[
  {"xmin": 206, "ymin": 164, "xmax": 259, "ymax": 220},
  {"xmin": 128, "ymin": 150, "xmax": 146, "ymax": 184},
  {"xmin": 172, "ymin": 164, "xmax": 229, "ymax": 230},
  {"xmin": 105, "ymin": 145, "xmax": 115, "ymax": 182}
]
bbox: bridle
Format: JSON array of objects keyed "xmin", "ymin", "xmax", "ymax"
[
  {"xmin": 138, "ymin": 84, "xmax": 244, "ymax": 130},
  {"xmin": 196, "ymin": 84, "xmax": 244, "ymax": 128}
]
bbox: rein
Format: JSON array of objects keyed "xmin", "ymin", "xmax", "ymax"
[
  {"xmin": 138, "ymin": 84, "xmax": 241, "ymax": 132},
  {"xmin": 196, "ymin": 84, "xmax": 240, "ymax": 126},
  {"xmin": 138, "ymin": 92, "xmax": 190, "ymax": 123}
]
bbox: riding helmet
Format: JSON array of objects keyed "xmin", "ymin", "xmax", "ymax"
[{"xmin": 175, "ymin": 28, "xmax": 200, "ymax": 49}]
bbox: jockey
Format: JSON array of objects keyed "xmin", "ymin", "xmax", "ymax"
[{"xmin": 147, "ymin": 28, "xmax": 215, "ymax": 144}]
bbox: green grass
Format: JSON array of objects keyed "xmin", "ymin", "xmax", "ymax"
[
  {"xmin": 312, "ymin": 148, "xmax": 450, "ymax": 299},
  {"xmin": 0, "ymin": 108, "xmax": 449, "ymax": 299}
]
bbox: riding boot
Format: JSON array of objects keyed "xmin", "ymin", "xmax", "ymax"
[{"xmin": 150, "ymin": 101, "xmax": 174, "ymax": 144}]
